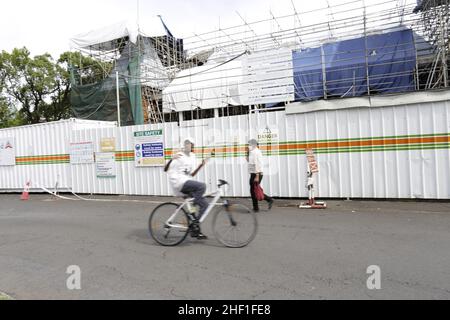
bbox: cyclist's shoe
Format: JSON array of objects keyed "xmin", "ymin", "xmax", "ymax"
[
  {"xmin": 190, "ymin": 229, "xmax": 208, "ymax": 240},
  {"xmin": 190, "ymin": 222, "xmax": 200, "ymax": 238},
  {"xmin": 190, "ymin": 222, "xmax": 208, "ymax": 240},
  {"xmin": 195, "ymin": 232, "xmax": 208, "ymax": 240}
]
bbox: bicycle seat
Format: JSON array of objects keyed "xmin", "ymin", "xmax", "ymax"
[{"xmin": 218, "ymin": 179, "xmax": 229, "ymax": 187}]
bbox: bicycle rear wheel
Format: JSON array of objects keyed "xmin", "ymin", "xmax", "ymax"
[
  {"xmin": 149, "ymin": 202, "xmax": 190, "ymax": 246},
  {"xmin": 212, "ymin": 203, "xmax": 257, "ymax": 248}
]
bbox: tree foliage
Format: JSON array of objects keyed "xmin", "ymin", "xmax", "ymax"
[
  {"xmin": 0, "ymin": 48, "xmax": 61, "ymax": 124},
  {"xmin": 0, "ymin": 47, "xmax": 113, "ymax": 128},
  {"xmin": 61, "ymin": 51, "xmax": 113, "ymax": 86}
]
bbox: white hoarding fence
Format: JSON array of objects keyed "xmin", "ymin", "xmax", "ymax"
[
  {"xmin": 0, "ymin": 119, "xmax": 116, "ymax": 192},
  {"xmin": 1, "ymin": 102, "xmax": 449, "ymax": 199}
]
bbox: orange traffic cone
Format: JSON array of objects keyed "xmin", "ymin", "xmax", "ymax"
[{"xmin": 20, "ymin": 181, "xmax": 31, "ymax": 201}]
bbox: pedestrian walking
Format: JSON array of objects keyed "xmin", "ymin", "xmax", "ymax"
[{"xmin": 246, "ymin": 139, "xmax": 274, "ymax": 212}]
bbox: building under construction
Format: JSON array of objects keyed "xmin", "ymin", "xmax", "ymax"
[
  {"xmin": 2, "ymin": 0, "xmax": 450, "ymax": 200},
  {"xmin": 69, "ymin": 18, "xmax": 185, "ymax": 125},
  {"xmin": 68, "ymin": 0, "xmax": 449, "ymax": 125}
]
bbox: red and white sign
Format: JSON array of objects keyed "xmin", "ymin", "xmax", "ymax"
[{"xmin": 305, "ymin": 148, "xmax": 319, "ymax": 173}]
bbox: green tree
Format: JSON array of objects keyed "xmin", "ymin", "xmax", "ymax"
[
  {"xmin": 0, "ymin": 65, "xmax": 22, "ymax": 128},
  {"xmin": 0, "ymin": 48, "xmax": 113, "ymax": 128},
  {"xmin": 0, "ymin": 48, "xmax": 60, "ymax": 124},
  {"xmin": 0, "ymin": 98, "xmax": 25, "ymax": 129},
  {"xmin": 0, "ymin": 99, "xmax": 11, "ymax": 128},
  {"xmin": 60, "ymin": 51, "xmax": 113, "ymax": 86}
]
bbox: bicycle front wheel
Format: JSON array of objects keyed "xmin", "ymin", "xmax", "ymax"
[
  {"xmin": 149, "ymin": 202, "xmax": 189, "ymax": 246},
  {"xmin": 212, "ymin": 203, "xmax": 257, "ymax": 248}
]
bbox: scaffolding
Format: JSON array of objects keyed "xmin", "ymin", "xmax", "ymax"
[
  {"xmin": 415, "ymin": 0, "xmax": 449, "ymax": 88},
  {"xmin": 69, "ymin": 19, "xmax": 187, "ymax": 125},
  {"xmin": 68, "ymin": 0, "xmax": 450, "ymax": 125}
]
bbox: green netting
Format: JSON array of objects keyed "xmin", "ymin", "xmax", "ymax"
[
  {"xmin": 70, "ymin": 42, "xmax": 144, "ymax": 126},
  {"xmin": 70, "ymin": 74, "xmax": 135, "ymax": 126},
  {"xmin": 128, "ymin": 54, "xmax": 144, "ymax": 125}
]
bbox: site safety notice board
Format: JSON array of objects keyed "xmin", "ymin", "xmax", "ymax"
[{"xmin": 134, "ymin": 130, "xmax": 165, "ymax": 167}]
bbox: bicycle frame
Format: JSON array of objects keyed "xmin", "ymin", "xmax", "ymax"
[{"xmin": 166, "ymin": 185, "xmax": 226, "ymax": 228}]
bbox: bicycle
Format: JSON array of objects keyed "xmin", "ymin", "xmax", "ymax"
[{"xmin": 148, "ymin": 179, "xmax": 257, "ymax": 248}]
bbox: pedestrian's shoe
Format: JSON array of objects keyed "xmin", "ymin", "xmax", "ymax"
[{"xmin": 268, "ymin": 199, "xmax": 274, "ymax": 211}]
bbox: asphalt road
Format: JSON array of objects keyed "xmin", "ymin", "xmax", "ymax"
[{"xmin": 0, "ymin": 194, "xmax": 449, "ymax": 300}]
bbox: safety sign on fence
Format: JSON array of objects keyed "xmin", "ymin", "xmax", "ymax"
[
  {"xmin": 96, "ymin": 152, "xmax": 116, "ymax": 178},
  {"xmin": 0, "ymin": 138, "xmax": 15, "ymax": 166},
  {"xmin": 134, "ymin": 130, "xmax": 165, "ymax": 167},
  {"xmin": 305, "ymin": 148, "xmax": 319, "ymax": 173},
  {"xmin": 258, "ymin": 127, "xmax": 279, "ymax": 156},
  {"xmin": 70, "ymin": 142, "xmax": 94, "ymax": 165},
  {"xmin": 100, "ymin": 138, "xmax": 116, "ymax": 152}
]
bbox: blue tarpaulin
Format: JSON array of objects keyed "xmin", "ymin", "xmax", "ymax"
[{"xmin": 292, "ymin": 29, "xmax": 417, "ymax": 101}]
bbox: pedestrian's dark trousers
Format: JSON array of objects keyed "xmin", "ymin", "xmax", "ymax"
[
  {"xmin": 249, "ymin": 173, "xmax": 272, "ymax": 211},
  {"xmin": 181, "ymin": 180, "xmax": 209, "ymax": 219}
]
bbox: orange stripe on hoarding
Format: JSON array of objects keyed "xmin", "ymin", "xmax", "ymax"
[
  {"xmin": 278, "ymin": 135, "xmax": 450, "ymax": 151},
  {"xmin": 17, "ymin": 156, "xmax": 69, "ymax": 162}
]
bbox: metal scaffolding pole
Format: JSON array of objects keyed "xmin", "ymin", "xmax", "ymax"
[{"xmin": 116, "ymin": 70, "xmax": 121, "ymax": 127}]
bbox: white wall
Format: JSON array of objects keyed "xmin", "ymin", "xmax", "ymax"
[
  {"xmin": 1, "ymin": 102, "xmax": 449, "ymax": 199},
  {"xmin": 70, "ymin": 101, "xmax": 450, "ymax": 199}
]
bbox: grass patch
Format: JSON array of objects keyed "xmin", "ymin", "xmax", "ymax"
[{"xmin": 0, "ymin": 292, "xmax": 13, "ymax": 300}]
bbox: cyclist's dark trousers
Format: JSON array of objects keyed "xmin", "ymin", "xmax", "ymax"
[
  {"xmin": 181, "ymin": 180, "xmax": 208, "ymax": 220},
  {"xmin": 249, "ymin": 173, "xmax": 272, "ymax": 211}
]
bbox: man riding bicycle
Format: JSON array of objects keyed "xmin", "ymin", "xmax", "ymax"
[{"xmin": 164, "ymin": 137, "xmax": 208, "ymax": 240}]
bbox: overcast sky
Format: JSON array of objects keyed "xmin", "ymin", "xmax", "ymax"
[
  {"xmin": 0, "ymin": 0, "xmax": 412, "ymax": 58},
  {"xmin": 0, "ymin": 0, "xmax": 310, "ymax": 58}
]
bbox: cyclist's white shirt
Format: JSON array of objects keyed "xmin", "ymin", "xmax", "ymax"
[{"xmin": 168, "ymin": 152, "xmax": 197, "ymax": 194}]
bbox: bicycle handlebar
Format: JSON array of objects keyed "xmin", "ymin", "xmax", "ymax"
[{"xmin": 218, "ymin": 179, "xmax": 229, "ymax": 187}]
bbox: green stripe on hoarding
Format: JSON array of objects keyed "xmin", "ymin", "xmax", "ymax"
[
  {"xmin": 11, "ymin": 133, "xmax": 450, "ymax": 166},
  {"xmin": 281, "ymin": 132, "xmax": 450, "ymax": 145},
  {"xmin": 17, "ymin": 161, "xmax": 70, "ymax": 166},
  {"xmin": 71, "ymin": 143, "xmax": 450, "ymax": 163},
  {"xmin": 277, "ymin": 144, "xmax": 450, "ymax": 156}
]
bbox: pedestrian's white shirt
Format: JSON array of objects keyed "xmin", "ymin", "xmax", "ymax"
[
  {"xmin": 168, "ymin": 152, "xmax": 197, "ymax": 193},
  {"xmin": 248, "ymin": 148, "xmax": 264, "ymax": 174}
]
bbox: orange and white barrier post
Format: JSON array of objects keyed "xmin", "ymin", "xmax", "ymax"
[
  {"xmin": 20, "ymin": 181, "xmax": 31, "ymax": 201},
  {"xmin": 300, "ymin": 149, "xmax": 326, "ymax": 209}
]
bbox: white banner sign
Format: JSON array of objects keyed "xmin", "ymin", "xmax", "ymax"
[
  {"xmin": 134, "ymin": 130, "xmax": 165, "ymax": 167},
  {"xmin": 0, "ymin": 138, "xmax": 16, "ymax": 166},
  {"xmin": 70, "ymin": 142, "xmax": 94, "ymax": 164},
  {"xmin": 96, "ymin": 153, "xmax": 116, "ymax": 177},
  {"xmin": 242, "ymin": 48, "xmax": 295, "ymax": 105}
]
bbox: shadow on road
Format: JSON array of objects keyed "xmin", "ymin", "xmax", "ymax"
[{"xmin": 126, "ymin": 229, "xmax": 225, "ymax": 249}]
